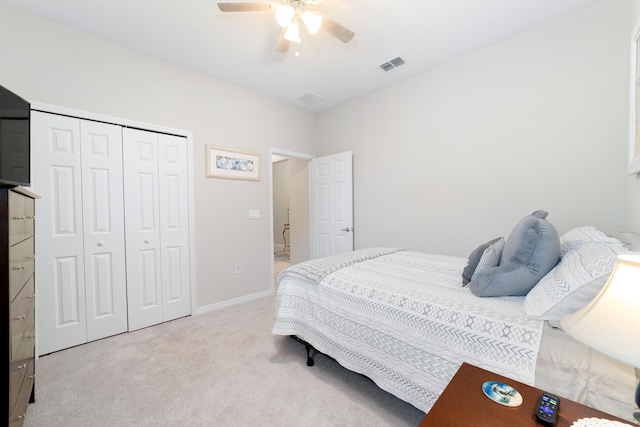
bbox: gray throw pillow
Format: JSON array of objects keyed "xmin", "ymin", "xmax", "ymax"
[
  {"xmin": 469, "ymin": 210, "xmax": 560, "ymax": 297},
  {"xmin": 461, "ymin": 237, "xmax": 505, "ymax": 286}
]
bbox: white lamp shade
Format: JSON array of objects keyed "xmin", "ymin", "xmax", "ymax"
[
  {"xmin": 302, "ymin": 11, "xmax": 322, "ymax": 34},
  {"xmin": 275, "ymin": 5, "xmax": 295, "ymax": 27},
  {"xmin": 283, "ymin": 21, "xmax": 301, "ymax": 43},
  {"xmin": 561, "ymin": 254, "xmax": 640, "ymax": 368}
]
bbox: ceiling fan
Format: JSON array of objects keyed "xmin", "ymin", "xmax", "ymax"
[{"xmin": 217, "ymin": 1, "xmax": 355, "ymax": 53}]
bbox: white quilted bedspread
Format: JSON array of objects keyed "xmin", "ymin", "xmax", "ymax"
[{"xmin": 272, "ymin": 249, "xmax": 544, "ymax": 413}]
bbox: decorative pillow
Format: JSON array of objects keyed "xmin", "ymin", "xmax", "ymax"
[
  {"xmin": 469, "ymin": 210, "xmax": 560, "ymax": 297},
  {"xmin": 525, "ymin": 232, "xmax": 629, "ymax": 321},
  {"xmin": 461, "ymin": 237, "xmax": 504, "ymax": 286}
]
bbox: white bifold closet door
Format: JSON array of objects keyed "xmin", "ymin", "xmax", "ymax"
[
  {"xmin": 32, "ymin": 111, "xmax": 127, "ymax": 355},
  {"xmin": 122, "ymin": 128, "xmax": 191, "ymax": 331}
]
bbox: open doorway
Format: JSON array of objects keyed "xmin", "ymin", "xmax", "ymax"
[
  {"xmin": 272, "ymin": 155, "xmax": 291, "ymax": 279},
  {"xmin": 269, "ymin": 148, "xmax": 313, "ymax": 290}
]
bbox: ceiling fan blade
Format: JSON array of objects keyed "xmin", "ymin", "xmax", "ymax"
[
  {"xmin": 319, "ymin": 15, "xmax": 355, "ymax": 44},
  {"xmin": 217, "ymin": 2, "xmax": 272, "ymax": 12},
  {"xmin": 275, "ymin": 27, "xmax": 290, "ymax": 53}
]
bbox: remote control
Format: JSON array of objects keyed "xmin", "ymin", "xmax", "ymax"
[{"xmin": 535, "ymin": 392, "xmax": 560, "ymax": 426}]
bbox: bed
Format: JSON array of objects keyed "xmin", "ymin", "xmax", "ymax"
[{"xmin": 272, "ymin": 216, "xmax": 639, "ymax": 423}]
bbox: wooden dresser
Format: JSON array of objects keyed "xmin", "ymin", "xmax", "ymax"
[{"xmin": 1, "ymin": 186, "xmax": 38, "ymax": 427}]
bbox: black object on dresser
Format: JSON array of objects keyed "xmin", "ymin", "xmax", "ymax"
[{"xmin": 1, "ymin": 186, "xmax": 38, "ymax": 426}]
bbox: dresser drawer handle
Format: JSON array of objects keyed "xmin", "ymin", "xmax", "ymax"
[
  {"xmin": 13, "ymin": 265, "xmax": 26, "ymax": 270},
  {"xmin": 15, "ymin": 315, "xmax": 25, "ymax": 320},
  {"xmin": 27, "ymin": 294, "xmax": 35, "ymax": 299},
  {"xmin": 15, "ymin": 414, "xmax": 26, "ymax": 421},
  {"xmin": 15, "ymin": 363, "xmax": 26, "ymax": 371},
  {"xmin": 13, "ymin": 216, "xmax": 25, "ymax": 221}
]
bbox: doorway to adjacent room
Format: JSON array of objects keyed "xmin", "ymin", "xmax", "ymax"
[{"xmin": 270, "ymin": 149, "xmax": 313, "ymax": 289}]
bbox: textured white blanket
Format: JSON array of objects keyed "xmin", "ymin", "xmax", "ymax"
[{"xmin": 273, "ymin": 249, "xmax": 544, "ymax": 413}]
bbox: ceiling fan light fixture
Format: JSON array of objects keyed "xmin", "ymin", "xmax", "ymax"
[
  {"xmin": 275, "ymin": 5, "xmax": 295, "ymax": 27},
  {"xmin": 283, "ymin": 21, "xmax": 301, "ymax": 43},
  {"xmin": 302, "ymin": 11, "xmax": 322, "ymax": 35},
  {"xmin": 216, "ymin": 1, "xmax": 355, "ymax": 52}
]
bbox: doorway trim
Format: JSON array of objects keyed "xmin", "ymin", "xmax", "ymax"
[{"xmin": 269, "ymin": 147, "xmax": 315, "ymax": 293}]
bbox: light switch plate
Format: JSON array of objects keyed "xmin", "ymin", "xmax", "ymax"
[{"xmin": 248, "ymin": 209, "xmax": 260, "ymax": 219}]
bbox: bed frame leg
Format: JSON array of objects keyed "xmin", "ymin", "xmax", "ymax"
[
  {"xmin": 290, "ymin": 336, "xmax": 315, "ymax": 366},
  {"xmin": 304, "ymin": 345, "xmax": 315, "ymax": 366}
]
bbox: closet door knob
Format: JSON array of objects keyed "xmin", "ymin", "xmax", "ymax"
[
  {"xmin": 145, "ymin": 239, "xmax": 150, "ymax": 244},
  {"xmin": 97, "ymin": 241, "xmax": 105, "ymax": 246}
]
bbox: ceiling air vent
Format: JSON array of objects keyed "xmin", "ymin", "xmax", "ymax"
[
  {"xmin": 379, "ymin": 56, "xmax": 405, "ymax": 72},
  {"xmin": 297, "ymin": 92, "xmax": 323, "ymax": 105}
]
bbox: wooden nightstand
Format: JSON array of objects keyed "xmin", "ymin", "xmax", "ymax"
[{"xmin": 419, "ymin": 363, "xmax": 634, "ymax": 426}]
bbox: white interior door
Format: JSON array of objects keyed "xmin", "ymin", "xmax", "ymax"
[
  {"xmin": 32, "ymin": 111, "xmax": 87, "ymax": 355},
  {"xmin": 81, "ymin": 120, "xmax": 128, "ymax": 341},
  {"xmin": 157, "ymin": 133, "xmax": 191, "ymax": 321},
  {"xmin": 124, "ymin": 129, "xmax": 191, "ymax": 330},
  {"xmin": 123, "ymin": 128, "xmax": 163, "ymax": 331},
  {"xmin": 309, "ymin": 151, "xmax": 354, "ymax": 259}
]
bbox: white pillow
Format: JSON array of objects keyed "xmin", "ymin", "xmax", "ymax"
[
  {"xmin": 559, "ymin": 226, "xmax": 622, "ymax": 257},
  {"xmin": 609, "ymin": 231, "xmax": 640, "ymax": 251},
  {"xmin": 524, "ymin": 239, "xmax": 629, "ymax": 321}
]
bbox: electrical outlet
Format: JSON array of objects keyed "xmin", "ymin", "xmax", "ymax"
[{"xmin": 235, "ymin": 263, "xmax": 241, "ymax": 274}]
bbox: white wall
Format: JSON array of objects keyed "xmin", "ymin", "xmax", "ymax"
[
  {"xmin": 0, "ymin": 2, "xmax": 316, "ymax": 310},
  {"xmin": 629, "ymin": 0, "xmax": 640, "ymax": 231},
  {"xmin": 318, "ymin": 0, "xmax": 635, "ymax": 257}
]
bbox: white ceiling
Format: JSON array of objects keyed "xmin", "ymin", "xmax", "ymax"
[{"xmin": 3, "ymin": 0, "xmax": 597, "ymax": 113}]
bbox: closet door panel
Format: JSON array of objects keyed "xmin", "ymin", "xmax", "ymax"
[
  {"xmin": 139, "ymin": 248, "xmax": 160, "ymax": 305},
  {"xmin": 81, "ymin": 121, "xmax": 128, "ymax": 341},
  {"xmin": 123, "ymin": 128, "xmax": 162, "ymax": 331},
  {"xmin": 31, "ymin": 111, "xmax": 87, "ymax": 355},
  {"xmin": 54, "ymin": 256, "xmax": 83, "ymax": 323},
  {"xmin": 158, "ymin": 134, "xmax": 190, "ymax": 321}
]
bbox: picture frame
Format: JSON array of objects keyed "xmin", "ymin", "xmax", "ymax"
[
  {"xmin": 629, "ymin": 21, "xmax": 640, "ymax": 174},
  {"xmin": 206, "ymin": 145, "xmax": 261, "ymax": 181}
]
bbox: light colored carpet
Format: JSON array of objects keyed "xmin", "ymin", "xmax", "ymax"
[{"xmin": 24, "ymin": 293, "xmax": 425, "ymax": 427}]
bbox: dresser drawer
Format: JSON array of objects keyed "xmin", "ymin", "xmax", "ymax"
[
  {"xmin": 9, "ymin": 314, "xmax": 35, "ymax": 409},
  {"xmin": 9, "ymin": 191, "xmax": 35, "ymax": 246},
  {"xmin": 11, "ymin": 276, "xmax": 35, "ymax": 362},
  {"xmin": 9, "ymin": 237, "xmax": 35, "ymax": 302},
  {"xmin": 11, "ymin": 313, "xmax": 35, "ymax": 367},
  {"xmin": 9, "ymin": 359, "xmax": 34, "ymax": 427}
]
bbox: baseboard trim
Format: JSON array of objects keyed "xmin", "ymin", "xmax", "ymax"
[{"xmin": 195, "ymin": 289, "xmax": 273, "ymax": 315}]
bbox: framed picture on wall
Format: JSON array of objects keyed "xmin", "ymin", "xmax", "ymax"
[
  {"xmin": 630, "ymin": 21, "xmax": 640, "ymax": 174},
  {"xmin": 206, "ymin": 145, "xmax": 261, "ymax": 181}
]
